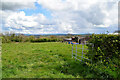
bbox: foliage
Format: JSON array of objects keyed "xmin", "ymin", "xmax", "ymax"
[
  {"xmin": 30, "ymin": 38, "xmax": 62, "ymax": 42},
  {"xmin": 2, "ymin": 33, "xmax": 120, "ymax": 78},
  {"xmin": 2, "ymin": 33, "xmax": 63, "ymax": 43},
  {"xmin": 85, "ymin": 34, "xmax": 120, "ymax": 78}
]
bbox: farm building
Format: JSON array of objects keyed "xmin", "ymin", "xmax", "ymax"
[
  {"xmin": 63, "ymin": 36, "xmax": 90, "ymax": 44},
  {"xmin": 63, "ymin": 37, "xmax": 78, "ymax": 42},
  {"xmin": 78, "ymin": 37, "xmax": 90, "ymax": 44},
  {"xmin": 63, "ymin": 38, "xmax": 73, "ymax": 42}
]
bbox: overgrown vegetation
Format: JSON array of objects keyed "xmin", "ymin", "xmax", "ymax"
[
  {"xmin": 85, "ymin": 34, "xmax": 120, "ymax": 78},
  {"xmin": 2, "ymin": 33, "xmax": 63, "ymax": 43}
]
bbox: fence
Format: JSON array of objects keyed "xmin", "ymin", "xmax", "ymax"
[{"xmin": 72, "ymin": 42, "xmax": 94, "ymax": 63}]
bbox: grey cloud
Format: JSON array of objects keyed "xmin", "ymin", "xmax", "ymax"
[
  {"xmin": 0, "ymin": 1, "xmax": 36, "ymax": 11},
  {"xmin": 1, "ymin": 2, "xmax": 23, "ymax": 10},
  {"xmin": 85, "ymin": 5, "xmax": 105, "ymax": 25}
]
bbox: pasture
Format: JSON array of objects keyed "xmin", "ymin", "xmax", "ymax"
[
  {"xmin": 2, "ymin": 42, "xmax": 115, "ymax": 78},
  {"xmin": 2, "ymin": 42, "xmax": 94, "ymax": 78}
]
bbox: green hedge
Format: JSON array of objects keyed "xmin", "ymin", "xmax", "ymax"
[
  {"xmin": 2, "ymin": 34, "xmax": 63, "ymax": 43},
  {"xmin": 86, "ymin": 34, "xmax": 120, "ymax": 62},
  {"xmin": 30, "ymin": 38, "xmax": 62, "ymax": 42},
  {"xmin": 86, "ymin": 34, "xmax": 120, "ymax": 78}
]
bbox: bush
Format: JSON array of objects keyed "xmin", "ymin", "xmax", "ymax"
[
  {"xmin": 1, "ymin": 33, "xmax": 63, "ymax": 43},
  {"xmin": 2, "ymin": 35, "xmax": 11, "ymax": 43},
  {"xmin": 86, "ymin": 34, "xmax": 120, "ymax": 63},
  {"xmin": 30, "ymin": 38, "xmax": 59, "ymax": 42},
  {"xmin": 85, "ymin": 34, "xmax": 120, "ymax": 78}
]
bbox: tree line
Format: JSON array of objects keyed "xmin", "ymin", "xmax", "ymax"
[{"xmin": 1, "ymin": 33, "xmax": 63, "ymax": 43}]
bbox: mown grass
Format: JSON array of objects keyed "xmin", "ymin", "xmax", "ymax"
[{"xmin": 2, "ymin": 42, "xmax": 106, "ymax": 78}]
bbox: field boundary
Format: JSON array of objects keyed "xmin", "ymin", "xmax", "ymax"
[{"xmin": 72, "ymin": 43, "xmax": 94, "ymax": 63}]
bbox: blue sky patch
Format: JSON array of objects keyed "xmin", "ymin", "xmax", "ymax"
[{"xmin": 19, "ymin": 2, "xmax": 52, "ymax": 19}]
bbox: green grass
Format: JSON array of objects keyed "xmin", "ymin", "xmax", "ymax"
[
  {"xmin": 0, "ymin": 38, "xmax": 1, "ymax": 79},
  {"xmin": 1, "ymin": 42, "xmax": 108, "ymax": 78}
]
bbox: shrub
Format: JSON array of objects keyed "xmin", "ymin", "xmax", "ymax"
[
  {"xmin": 86, "ymin": 34, "xmax": 120, "ymax": 63},
  {"xmin": 85, "ymin": 34, "xmax": 120, "ymax": 78},
  {"xmin": 1, "ymin": 33, "xmax": 63, "ymax": 43},
  {"xmin": 29, "ymin": 38, "xmax": 60, "ymax": 42}
]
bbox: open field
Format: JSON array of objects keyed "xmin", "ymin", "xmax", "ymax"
[
  {"xmin": 2, "ymin": 42, "xmax": 118, "ymax": 78},
  {"xmin": 2, "ymin": 42, "xmax": 97, "ymax": 78}
]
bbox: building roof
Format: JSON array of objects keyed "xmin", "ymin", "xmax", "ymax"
[
  {"xmin": 77, "ymin": 37, "xmax": 85, "ymax": 39},
  {"xmin": 64, "ymin": 38, "xmax": 72, "ymax": 41}
]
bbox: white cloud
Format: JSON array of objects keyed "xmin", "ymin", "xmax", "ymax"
[
  {"xmin": 1, "ymin": 0, "xmax": 119, "ymax": 34},
  {"xmin": 1, "ymin": 10, "xmax": 58, "ymax": 34},
  {"xmin": 37, "ymin": 0, "xmax": 118, "ymax": 33},
  {"xmin": 4, "ymin": 11, "xmax": 43, "ymax": 28}
]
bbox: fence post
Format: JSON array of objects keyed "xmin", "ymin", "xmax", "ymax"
[
  {"xmin": 72, "ymin": 44, "xmax": 73, "ymax": 58},
  {"xmin": 76, "ymin": 44, "xmax": 77, "ymax": 61},
  {"xmin": 81, "ymin": 43, "xmax": 84, "ymax": 61}
]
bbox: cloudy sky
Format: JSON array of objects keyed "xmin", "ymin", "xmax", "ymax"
[{"xmin": 0, "ymin": 0, "xmax": 119, "ymax": 34}]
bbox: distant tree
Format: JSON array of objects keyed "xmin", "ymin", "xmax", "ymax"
[
  {"xmin": 106, "ymin": 31, "xmax": 109, "ymax": 34},
  {"xmin": 67, "ymin": 33, "xmax": 72, "ymax": 36},
  {"xmin": 29, "ymin": 36, "xmax": 35, "ymax": 42},
  {"xmin": 50, "ymin": 35, "xmax": 56, "ymax": 39}
]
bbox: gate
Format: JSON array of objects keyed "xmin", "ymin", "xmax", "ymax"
[{"xmin": 71, "ymin": 42, "xmax": 94, "ymax": 63}]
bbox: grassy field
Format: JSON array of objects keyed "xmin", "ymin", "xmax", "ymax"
[{"xmin": 2, "ymin": 42, "xmax": 100, "ymax": 78}]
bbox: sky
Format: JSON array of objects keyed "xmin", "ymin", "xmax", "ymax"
[{"xmin": 0, "ymin": 0, "xmax": 119, "ymax": 34}]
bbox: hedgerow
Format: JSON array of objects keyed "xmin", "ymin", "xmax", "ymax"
[
  {"xmin": 86, "ymin": 34, "xmax": 120, "ymax": 78},
  {"xmin": 2, "ymin": 33, "xmax": 63, "ymax": 43},
  {"xmin": 30, "ymin": 38, "xmax": 62, "ymax": 42}
]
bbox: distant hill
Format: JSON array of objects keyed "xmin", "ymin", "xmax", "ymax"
[
  {"xmin": 2, "ymin": 33, "xmax": 92, "ymax": 37},
  {"xmin": 23, "ymin": 33, "xmax": 92, "ymax": 36}
]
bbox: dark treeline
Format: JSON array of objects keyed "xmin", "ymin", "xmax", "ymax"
[{"xmin": 1, "ymin": 33, "xmax": 63, "ymax": 43}]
